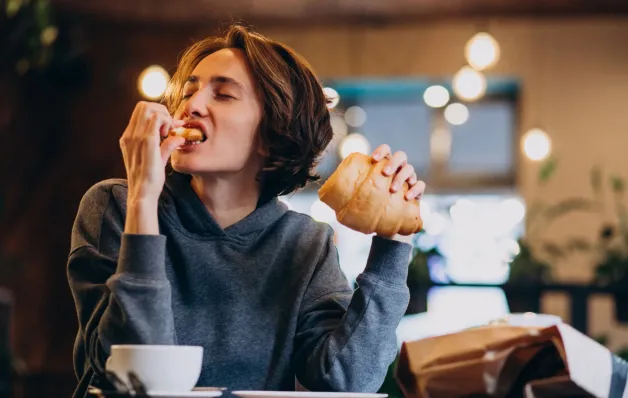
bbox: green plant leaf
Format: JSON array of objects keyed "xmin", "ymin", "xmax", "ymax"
[
  {"xmin": 543, "ymin": 242, "xmax": 565, "ymax": 259},
  {"xmin": 594, "ymin": 334, "xmax": 609, "ymax": 346},
  {"xmin": 6, "ymin": 0, "xmax": 23, "ymax": 18},
  {"xmin": 538, "ymin": 156, "xmax": 558, "ymax": 184},
  {"xmin": 616, "ymin": 348, "xmax": 628, "ymax": 362},
  {"xmin": 591, "ymin": 165, "xmax": 602, "ymax": 194},
  {"xmin": 543, "ymin": 197, "xmax": 599, "ymax": 222},
  {"xmin": 611, "ymin": 176, "xmax": 626, "ymax": 193},
  {"xmin": 35, "ymin": 0, "xmax": 51, "ymax": 28}
]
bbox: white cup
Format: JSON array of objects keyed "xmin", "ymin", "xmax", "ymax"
[
  {"xmin": 105, "ymin": 345, "xmax": 203, "ymax": 392},
  {"xmin": 491, "ymin": 312, "xmax": 563, "ymax": 328}
]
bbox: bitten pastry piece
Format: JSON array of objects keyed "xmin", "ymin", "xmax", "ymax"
[
  {"xmin": 318, "ymin": 152, "xmax": 423, "ymax": 236},
  {"xmin": 168, "ymin": 127, "xmax": 204, "ymax": 142}
]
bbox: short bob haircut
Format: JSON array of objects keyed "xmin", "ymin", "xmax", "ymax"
[{"xmin": 163, "ymin": 23, "xmax": 334, "ymax": 198}]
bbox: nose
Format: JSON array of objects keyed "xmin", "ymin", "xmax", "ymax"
[{"xmin": 182, "ymin": 87, "xmax": 211, "ymax": 119}]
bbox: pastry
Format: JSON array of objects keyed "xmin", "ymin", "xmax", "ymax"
[{"xmin": 318, "ymin": 152, "xmax": 423, "ymax": 236}]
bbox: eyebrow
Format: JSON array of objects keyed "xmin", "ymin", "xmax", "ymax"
[{"xmin": 185, "ymin": 75, "xmax": 245, "ymax": 91}]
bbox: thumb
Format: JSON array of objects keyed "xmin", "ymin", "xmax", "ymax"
[{"xmin": 160, "ymin": 136, "xmax": 185, "ymax": 166}]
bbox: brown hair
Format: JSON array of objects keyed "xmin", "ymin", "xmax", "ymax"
[{"xmin": 163, "ymin": 23, "xmax": 333, "ymax": 198}]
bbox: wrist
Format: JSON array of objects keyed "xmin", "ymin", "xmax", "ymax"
[
  {"xmin": 364, "ymin": 235, "xmax": 413, "ymax": 284},
  {"xmin": 376, "ymin": 233, "xmax": 414, "ymax": 244},
  {"xmin": 128, "ymin": 196, "xmax": 159, "ymax": 211},
  {"xmin": 125, "ymin": 196, "xmax": 160, "ymax": 235}
]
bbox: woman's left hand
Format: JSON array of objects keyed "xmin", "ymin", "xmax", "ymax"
[{"xmin": 371, "ymin": 144, "xmax": 426, "ymax": 200}]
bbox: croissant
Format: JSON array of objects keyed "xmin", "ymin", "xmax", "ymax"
[
  {"xmin": 168, "ymin": 127, "xmax": 204, "ymax": 142},
  {"xmin": 318, "ymin": 152, "xmax": 423, "ymax": 236}
]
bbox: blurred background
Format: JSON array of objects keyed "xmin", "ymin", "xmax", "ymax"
[{"xmin": 2, "ymin": 0, "xmax": 628, "ymax": 396}]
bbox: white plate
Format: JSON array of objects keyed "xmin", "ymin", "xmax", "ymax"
[
  {"xmin": 145, "ymin": 387, "xmax": 225, "ymax": 397},
  {"xmin": 231, "ymin": 392, "xmax": 387, "ymax": 398}
]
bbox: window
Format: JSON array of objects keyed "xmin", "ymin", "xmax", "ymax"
[{"xmin": 286, "ymin": 77, "xmax": 522, "ymax": 343}]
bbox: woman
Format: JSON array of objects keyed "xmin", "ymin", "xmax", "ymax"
[{"xmin": 67, "ymin": 24, "xmax": 425, "ymax": 397}]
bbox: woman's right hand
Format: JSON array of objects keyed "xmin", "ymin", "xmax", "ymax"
[{"xmin": 120, "ymin": 102, "xmax": 186, "ymax": 204}]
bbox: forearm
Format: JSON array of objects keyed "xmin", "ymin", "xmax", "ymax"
[
  {"xmin": 70, "ymin": 234, "xmax": 176, "ymax": 374},
  {"xmin": 99, "ymin": 272, "xmax": 176, "ymax": 351},
  {"xmin": 125, "ymin": 197, "xmax": 160, "ymax": 235},
  {"xmin": 296, "ymin": 236, "xmax": 411, "ymax": 392},
  {"xmin": 102, "ymin": 233, "xmax": 175, "ymax": 348},
  {"xmin": 68, "ymin": 181, "xmax": 175, "ymax": 381}
]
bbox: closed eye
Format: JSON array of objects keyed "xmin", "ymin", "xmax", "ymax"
[
  {"xmin": 180, "ymin": 92, "xmax": 234, "ymax": 102},
  {"xmin": 215, "ymin": 93, "xmax": 235, "ymax": 101}
]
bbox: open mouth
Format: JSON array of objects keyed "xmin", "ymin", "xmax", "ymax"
[{"xmin": 169, "ymin": 126, "xmax": 207, "ymax": 144}]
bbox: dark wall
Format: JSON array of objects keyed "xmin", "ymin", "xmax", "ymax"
[{"xmin": 1, "ymin": 15, "xmax": 220, "ymax": 384}]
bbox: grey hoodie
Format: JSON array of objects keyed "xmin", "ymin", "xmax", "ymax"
[{"xmin": 67, "ymin": 171, "xmax": 411, "ymax": 397}]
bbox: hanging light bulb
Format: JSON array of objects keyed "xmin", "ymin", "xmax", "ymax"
[
  {"xmin": 465, "ymin": 32, "xmax": 501, "ymax": 71},
  {"xmin": 344, "ymin": 106, "xmax": 367, "ymax": 127},
  {"xmin": 323, "ymin": 87, "xmax": 340, "ymax": 109},
  {"xmin": 522, "ymin": 128, "xmax": 551, "ymax": 161},
  {"xmin": 339, "ymin": 133, "xmax": 370, "ymax": 159},
  {"xmin": 423, "ymin": 85, "xmax": 450, "ymax": 108},
  {"xmin": 138, "ymin": 65, "xmax": 170, "ymax": 100},
  {"xmin": 444, "ymin": 103, "xmax": 469, "ymax": 125},
  {"xmin": 452, "ymin": 66, "xmax": 487, "ymax": 101}
]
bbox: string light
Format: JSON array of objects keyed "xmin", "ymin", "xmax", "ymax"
[
  {"xmin": 423, "ymin": 85, "xmax": 450, "ymax": 108},
  {"xmin": 452, "ymin": 66, "xmax": 487, "ymax": 101},
  {"xmin": 522, "ymin": 128, "xmax": 551, "ymax": 161},
  {"xmin": 444, "ymin": 103, "xmax": 469, "ymax": 125},
  {"xmin": 138, "ymin": 65, "xmax": 169, "ymax": 100},
  {"xmin": 323, "ymin": 87, "xmax": 340, "ymax": 109},
  {"xmin": 339, "ymin": 133, "xmax": 370, "ymax": 159},
  {"xmin": 465, "ymin": 32, "xmax": 501, "ymax": 71}
]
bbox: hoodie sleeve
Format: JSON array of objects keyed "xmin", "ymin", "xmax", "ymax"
[
  {"xmin": 66, "ymin": 181, "xmax": 176, "ymax": 381},
  {"xmin": 293, "ymin": 226, "xmax": 411, "ymax": 392}
]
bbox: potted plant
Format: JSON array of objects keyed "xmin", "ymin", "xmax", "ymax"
[
  {"xmin": 504, "ymin": 157, "xmax": 600, "ymax": 312},
  {"xmin": 592, "ymin": 174, "xmax": 628, "ymax": 321},
  {"xmin": 503, "ymin": 238, "xmax": 551, "ymax": 313}
]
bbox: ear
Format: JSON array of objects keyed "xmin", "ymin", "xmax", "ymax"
[
  {"xmin": 257, "ymin": 138, "xmax": 269, "ymax": 157},
  {"xmin": 256, "ymin": 129, "xmax": 270, "ymax": 157}
]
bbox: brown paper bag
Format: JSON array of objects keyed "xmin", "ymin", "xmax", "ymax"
[{"xmin": 395, "ymin": 324, "xmax": 579, "ymax": 398}]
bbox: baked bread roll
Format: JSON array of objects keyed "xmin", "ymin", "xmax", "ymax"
[
  {"xmin": 169, "ymin": 127, "xmax": 204, "ymax": 142},
  {"xmin": 318, "ymin": 152, "xmax": 423, "ymax": 236}
]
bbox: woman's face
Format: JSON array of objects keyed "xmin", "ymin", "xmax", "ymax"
[{"xmin": 170, "ymin": 48, "xmax": 264, "ymax": 177}]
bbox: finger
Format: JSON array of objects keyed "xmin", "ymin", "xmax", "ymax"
[
  {"xmin": 382, "ymin": 151, "xmax": 408, "ymax": 176},
  {"xmin": 125, "ymin": 102, "xmax": 147, "ymax": 139},
  {"xmin": 406, "ymin": 180, "xmax": 426, "ymax": 200},
  {"xmin": 142, "ymin": 113, "xmax": 162, "ymax": 147},
  {"xmin": 390, "ymin": 164, "xmax": 415, "ymax": 193},
  {"xmin": 159, "ymin": 119, "xmax": 185, "ymax": 137},
  {"xmin": 161, "ymin": 135, "xmax": 186, "ymax": 165},
  {"xmin": 145, "ymin": 112, "xmax": 174, "ymax": 140},
  {"xmin": 139, "ymin": 103, "xmax": 171, "ymax": 130},
  {"xmin": 144, "ymin": 102, "xmax": 170, "ymax": 116},
  {"xmin": 408, "ymin": 174, "xmax": 418, "ymax": 186},
  {"xmin": 371, "ymin": 144, "xmax": 391, "ymax": 161},
  {"xmin": 159, "ymin": 118, "xmax": 184, "ymax": 138}
]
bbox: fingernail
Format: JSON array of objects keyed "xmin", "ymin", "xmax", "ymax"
[
  {"xmin": 384, "ymin": 166, "xmax": 393, "ymax": 175},
  {"xmin": 373, "ymin": 153, "xmax": 381, "ymax": 161},
  {"xmin": 391, "ymin": 183, "xmax": 400, "ymax": 191}
]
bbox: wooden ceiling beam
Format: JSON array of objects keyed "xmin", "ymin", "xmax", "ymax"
[{"xmin": 52, "ymin": 0, "xmax": 628, "ymax": 25}]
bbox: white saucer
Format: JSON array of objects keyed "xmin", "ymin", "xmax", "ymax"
[
  {"xmin": 231, "ymin": 392, "xmax": 387, "ymax": 398},
  {"xmin": 144, "ymin": 387, "xmax": 225, "ymax": 397}
]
